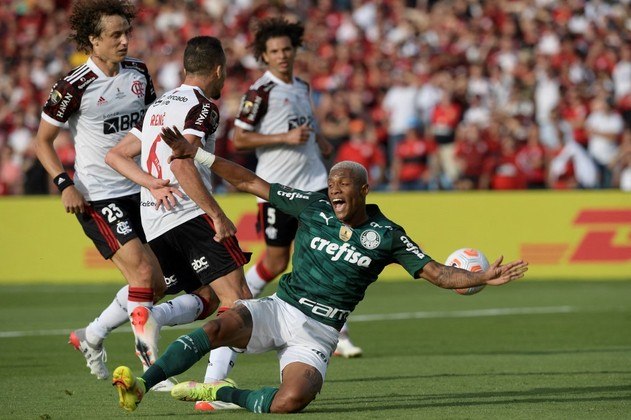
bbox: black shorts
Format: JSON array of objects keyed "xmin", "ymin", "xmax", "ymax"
[
  {"xmin": 76, "ymin": 193, "xmax": 146, "ymax": 259},
  {"xmin": 256, "ymin": 202, "xmax": 298, "ymax": 247},
  {"xmin": 149, "ymin": 214, "xmax": 251, "ymax": 295},
  {"xmin": 256, "ymin": 188, "xmax": 327, "ymax": 247}
]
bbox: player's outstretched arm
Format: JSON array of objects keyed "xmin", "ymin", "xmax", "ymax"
[
  {"xmin": 161, "ymin": 126, "xmax": 271, "ymax": 201},
  {"xmin": 419, "ymin": 257, "xmax": 528, "ymax": 290}
]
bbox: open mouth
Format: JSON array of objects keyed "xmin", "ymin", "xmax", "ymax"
[{"xmin": 331, "ymin": 198, "xmax": 346, "ymax": 213}]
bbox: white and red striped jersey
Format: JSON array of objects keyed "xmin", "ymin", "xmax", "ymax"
[
  {"xmin": 234, "ymin": 71, "xmax": 327, "ymax": 202},
  {"xmin": 42, "ymin": 57, "xmax": 156, "ymax": 201},
  {"xmin": 131, "ymin": 84, "xmax": 220, "ymax": 241}
]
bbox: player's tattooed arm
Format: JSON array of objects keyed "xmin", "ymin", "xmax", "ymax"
[
  {"xmin": 420, "ymin": 261, "xmax": 486, "ymax": 289},
  {"xmin": 419, "ymin": 258, "xmax": 528, "ymax": 289}
]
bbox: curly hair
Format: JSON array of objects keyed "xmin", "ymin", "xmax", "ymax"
[
  {"xmin": 68, "ymin": 0, "xmax": 136, "ymax": 53},
  {"xmin": 251, "ymin": 17, "xmax": 304, "ymax": 63}
]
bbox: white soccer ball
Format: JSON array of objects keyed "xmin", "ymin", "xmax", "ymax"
[{"xmin": 444, "ymin": 248, "xmax": 490, "ymax": 295}]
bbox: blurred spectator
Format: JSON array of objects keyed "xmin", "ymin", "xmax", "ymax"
[
  {"xmin": 382, "ymin": 69, "xmax": 419, "ymax": 164},
  {"xmin": 612, "ymin": 130, "xmax": 631, "ymax": 191},
  {"xmin": 535, "ymin": 62, "xmax": 561, "ymax": 149},
  {"xmin": 415, "ymin": 71, "xmax": 443, "ymax": 132},
  {"xmin": 482, "ymin": 136, "xmax": 527, "ymax": 190},
  {"xmin": 515, "ymin": 125, "xmax": 547, "ymax": 189},
  {"xmin": 7, "ymin": 114, "xmax": 33, "ymax": 164},
  {"xmin": 585, "ymin": 97, "xmax": 625, "ymax": 187},
  {"xmin": 462, "ymin": 94, "xmax": 491, "ymax": 128},
  {"xmin": 334, "ymin": 119, "xmax": 386, "ymax": 188},
  {"xmin": 430, "ymin": 90, "xmax": 462, "ymax": 188},
  {"xmin": 0, "ymin": 146, "xmax": 23, "ymax": 195},
  {"xmin": 559, "ymin": 88, "xmax": 589, "ymax": 148},
  {"xmin": 612, "ymin": 46, "xmax": 631, "ymax": 102},
  {"xmin": 453, "ymin": 123, "xmax": 498, "ymax": 190},
  {"xmin": 548, "ymin": 138, "xmax": 599, "ymax": 190},
  {"xmin": 0, "ymin": 0, "xmax": 630, "ymax": 194},
  {"xmin": 389, "ymin": 127, "xmax": 437, "ymax": 191},
  {"xmin": 317, "ymin": 90, "xmax": 352, "ymax": 152}
]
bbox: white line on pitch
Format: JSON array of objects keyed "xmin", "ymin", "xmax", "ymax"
[
  {"xmin": 349, "ymin": 305, "xmax": 576, "ymax": 322},
  {"xmin": 0, "ymin": 306, "xmax": 575, "ymax": 339}
]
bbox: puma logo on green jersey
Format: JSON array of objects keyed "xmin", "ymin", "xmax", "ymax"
[{"xmin": 310, "ymin": 237, "xmax": 372, "ymax": 267}]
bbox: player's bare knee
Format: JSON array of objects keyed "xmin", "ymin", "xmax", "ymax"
[
  {"xmin": 204, "ymin": 304, "xmax": 252, "ymax": 347},
  {"xmin": 270, "ymin": 390, "xmax": 314, "ymax": 413},
  {"xmin": 201, "ymin": 319, "xmax": 221, "ymax": 343},
  {"xmin": 202, "ymin": 317, "xmax": 234, "ymax": 347}
]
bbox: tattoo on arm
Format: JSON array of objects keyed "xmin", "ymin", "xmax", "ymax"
[{"xmin": 435, "ymin": 265, "xmax": 481, "ymax": 289}]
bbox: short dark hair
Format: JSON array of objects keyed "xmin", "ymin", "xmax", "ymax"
[
  {"xmin": 330, "ymin": 161, "xmax": 369, "ymax": 186},
  {"xmin": 68, "ymin": 0, "xmax": 136, "ymax": 53},
  {"xmin": 251, "ymin": 17, "xmax": 304, "ymax": 63},
  {"xmin": 183, "ymin": 36, "xmax": 226, "ymax": 75}
]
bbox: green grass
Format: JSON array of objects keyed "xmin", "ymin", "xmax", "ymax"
[{"xmin": 1, "ymin": 280, "xmax": 630, "ymax": 419}]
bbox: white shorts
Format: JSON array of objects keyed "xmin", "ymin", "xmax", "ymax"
[{"xmin": 237, "ymin": 294, "xmax": 339, "ymax": 381}]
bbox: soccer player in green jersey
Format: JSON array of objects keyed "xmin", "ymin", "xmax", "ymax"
[{"xmin": 112, "ymin": 126, "xmax": 529, "ymax": 414}]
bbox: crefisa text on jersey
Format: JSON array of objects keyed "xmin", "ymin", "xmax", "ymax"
[
  {"xmin": 276, "ymin": 190, "xmax": 310, "ymax": 200},
  {"xmin": 310, "ymin": 237, "xmax": 372, "ymax": 267},
  {"xmin": 399, "ymin": 236, "xmax": 425, "ymax": 259}
]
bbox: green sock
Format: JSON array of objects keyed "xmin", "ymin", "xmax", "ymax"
[
  {"xmin": 142, "ymin": 328, "xmax": 211, "ymax": 390},
  {"xmin": 217, "ymin": 386, "xmax": 278, "ymax": 414}
]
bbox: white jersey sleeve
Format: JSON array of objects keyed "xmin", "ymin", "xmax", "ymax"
[{"xmin": 41, "ymin": 57, "xmax": 156, "ymax": 201}]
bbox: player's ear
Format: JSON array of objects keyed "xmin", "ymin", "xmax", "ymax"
[
  {"xmin": 89, "ymin": 35, "xmax": 98, "ymax": 48},
  {"xmin": 214, "ymin": 64, "xmax": 222, "ymax": 79},
  {"xmin": 361, "ymin": 183, "xmax": 370, "ymax": 197}
]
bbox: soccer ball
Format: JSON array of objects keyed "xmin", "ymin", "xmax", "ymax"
[{"xmin": 444, "ymin": 248, "xmax": 490, "ymax": 295}]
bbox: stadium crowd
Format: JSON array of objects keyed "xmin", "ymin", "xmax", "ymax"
[{"xmin": 1, "ymin": 0, "xmax": 630, "ymax": 195}]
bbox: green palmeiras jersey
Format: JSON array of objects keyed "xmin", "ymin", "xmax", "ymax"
[{"xmin": 270, "ymin": 184, "xmax": 433, "ymax": 330}]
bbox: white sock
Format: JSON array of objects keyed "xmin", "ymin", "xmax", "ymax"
[
  {"xmin": 85, "ymin": 285, "xmax": 129, "ymax": 344},
  {"xmin": 204, "ymin": 347, "xmax": 239, "ymax": 382},
  {"xmin": 245, "ymin": 265, "xmax": 267, "ymax": 298},
  {"xmin": 339, "ymin": 321, "xmax": 350, "ymax": 338},
  {"xmin": 151, "ymin": 294, "xmax": 204, "ymax": 326}
]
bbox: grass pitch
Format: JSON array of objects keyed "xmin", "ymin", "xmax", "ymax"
[{"xmin": 0, "ymin": 279, "xmax": 629, "ymax": 419}]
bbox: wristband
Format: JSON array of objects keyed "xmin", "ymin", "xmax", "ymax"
[
  {"xmin": 194, "ymin": 148, "xmax": 216, "ymax": 168},
  {"xmin": 53, "ymin": 172, "xmax": 74, "ymax": 192}
]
